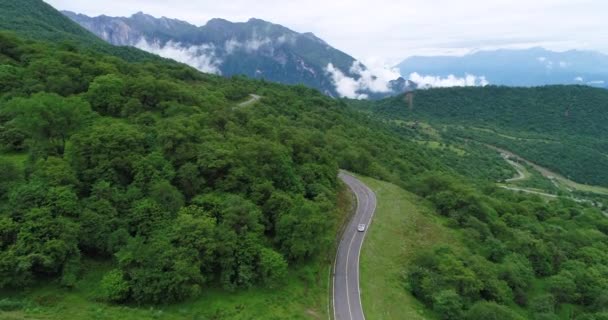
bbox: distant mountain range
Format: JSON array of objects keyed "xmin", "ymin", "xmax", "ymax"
[
  {"xmin": 63, "ymin": 11, "xmax": 411, "ymax": 98},
  {"xmin": 397, "ymin": 47, "xmax": 608, "ymax": 88}
]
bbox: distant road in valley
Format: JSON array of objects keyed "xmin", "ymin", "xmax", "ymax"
[
  {"xmin": 237, "ymin": 94, "xmax": 261, "ymax": 107},
  {"xmin": 333, "ymin": 172, "xmax": 377, "ymax": 320}
]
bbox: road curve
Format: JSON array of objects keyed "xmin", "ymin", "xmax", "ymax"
[{"xmin": 333, "ymin": 171, "xmax": 377, "ymax": 320}]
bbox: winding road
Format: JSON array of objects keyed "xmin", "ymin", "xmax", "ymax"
[{"xmin": 333, "ymin": 172, "xmax": 377, "ymax": 320}]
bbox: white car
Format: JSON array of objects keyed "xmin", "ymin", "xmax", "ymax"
[{"xmin": 357, "ymin": 224, "xmax": 366, "ymax": 232}]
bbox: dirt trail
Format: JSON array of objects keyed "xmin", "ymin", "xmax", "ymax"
[
  {"xmin": 237, "ymin": 94, "xmax": 261, "ymax": 107},
  {"xmin": 503, "ymin": 155, "xmax": 527, "ymax": 182},
  {"xmin": 483, "ymin": 143, "xmax": 608, "ymax": 195}
]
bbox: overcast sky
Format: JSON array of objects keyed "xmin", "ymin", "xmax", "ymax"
[{"xmin": 45, "ymin": 0, "xmax": 608, "ymax": 66}]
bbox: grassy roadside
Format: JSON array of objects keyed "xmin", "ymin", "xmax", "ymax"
[
  {"xmin": 0, "ymin": 185, "xmax": 352, "ymax": 320},
  {"xmin": 357, "ymin": 176, "xmax": 457, "ymax": 320}
]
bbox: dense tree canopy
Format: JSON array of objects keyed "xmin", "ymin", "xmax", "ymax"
[
  {"xmin": 406, "ymin": 172, "xmax": 608, "ymax": 319},
  {"xmin": 0, "ymin": 32, "xmax": 448, "ymax": 304}
]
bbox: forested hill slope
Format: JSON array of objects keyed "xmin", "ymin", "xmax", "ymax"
[
  {"xmin": 372, "ymin": 86, "xmax": 608, "ymax": 137},
  {"xmin": 0, "ymin": 0, "xmax": 164, "ymax": 62},
  {"xmin": 355, "ymin": 85, "xmax": 608, "ymax": 186},
  {"xmin": 0, "ymin": 30, "xmax": 447, "ymax": 304}
]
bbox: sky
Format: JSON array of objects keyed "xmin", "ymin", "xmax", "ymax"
[
  {"xmin": 44, "ymin": 0, "xmax": 608, "ymax": 66},
  {"xmin": 43, "ymin": 0, "xmax": 608, "ymax": 96}
]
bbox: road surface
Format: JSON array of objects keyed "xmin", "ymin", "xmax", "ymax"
[
  {"xmin": 502, "ymin": 155, "xmax": 527, "ymax": 183},
  {"xmin": 237, "ymin": 94, "xmax": 261, "ymax": 107},
  {"xmin": 333, "ymin": 172, "xmax": 377, "ymax": 320}
]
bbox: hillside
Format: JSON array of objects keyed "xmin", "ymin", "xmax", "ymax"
[
  {"xmin": 397, "ymin": 47, "xmax": 608, "ymax": 88},
  {"xmin": 62, "ymin": 11, "xmax": 408, "ymax": 98},
  {"xmin": 0, "ymin": 27, "xmax": 469, "ymax": 313},
  {"xmin": 353, "ymin": 85, "xmax": 608, "ymax": 187},
  {"xmin": 0, "ymin": 0, "xmax": 163, "ymax": 62}
]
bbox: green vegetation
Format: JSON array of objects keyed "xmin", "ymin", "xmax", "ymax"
[
  {"xmin": 2, "ymin": 1, "xmax": 608, "ymax": 319},
  {"xmin": 358, "ymin": 169, "xmax": 608, "ymax": 320},
  {"xmin": 404, "ymin": 173, "xmax": 608, "ymax": 319},
  {"xmin": 0, "ymin": 0, "xmax": 166, "ymax": 62},
  {"xmin": 359, "ymin": 175, "xmax": 454, "ymax": 320},
  {"xmin": 355, "ymin": 86, "xmax": 608, "ymax": 187},
  {"xmin": 0, "ymin": 30, "xmax": 464, "ymax": 316},
  {"xmin": 0, "ymin": 188, "xmax": 352, "ymax": 320}
]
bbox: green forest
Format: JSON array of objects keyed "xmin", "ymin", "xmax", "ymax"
[
  {"xmin": 0, "ymin": 31, "xmax": 488, "ymax": 308},
  {"xmin": 407, "ymin": 173, "xmax": 608, "ymax": 320},
  {"xmin": 354, "ymin": 86, "xmax": 608, "ymax": 187}
]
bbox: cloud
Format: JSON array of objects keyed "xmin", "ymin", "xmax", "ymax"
[
  {"xmin": 224, "ymin": 36, "xmax": 275, "ymax": 54},
  {"xmin": 47, "ymin": 0, "xmax": 608, "ymax": 63},
  {"xmin": 408, "ymin": 72, "xmax": 489, "ymax": 88},
  {"xmin": 538, "ymin": 56, "xmax": 571, "ymax": 70},
  {"xmin": 325, "ymin": 63, "xmax": 367, "ymax": 99},
  {"xmin": 588, "ymin": 80, "xmax": 605, "ymax": 85},
  {"xmin": 135, "ymin": 39, "xmax": 222, "ymax": 74},
  {"xmin": 277, "ymin": 34, "xmax": 296, "ymax": 45},
  {"xmin": 325, "ymin": 61, "xmax": 402, "ymax": 99},
  {"xmin": 224, "ymin": 38, "xmax": 241, "ymax": 54},
  {"xmin": 245, "ymin": 37, "xmax": 272, "ymax": 52},
  {"xmin": 574, "ymin": 76, "xmax": 584, "ymax": 82}
]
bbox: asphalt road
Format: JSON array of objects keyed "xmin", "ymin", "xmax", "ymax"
[{"xmin": 333, "ymin": 172, "xmax": 377, "ymax": 320}]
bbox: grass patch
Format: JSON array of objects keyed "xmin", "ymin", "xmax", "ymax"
[
  {"xmin": 357, "ymin": 176, "xmax": 457, "ymax": 320},
  {"xmin": 0, "ymin": 186, "xmax": 352, "ymax": 320}
]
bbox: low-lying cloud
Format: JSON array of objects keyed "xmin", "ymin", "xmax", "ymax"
[
  {"xmin": 135, "ymin": 39, "xmax": 222, "ymax": 74},
  {"xmin": 224, "ymin": 34, "xmax": 292, "ymax": 54},
  {"xmin": 537, "ymin": 56, "xmax": 570, "ymax": 70},
  {"xmin": 325, "ymin": 61, "xmax": 402, "ymax": 99},
  {"xmin": 408, "ymin": 72, "xmax": 489, "ymax": 88}
]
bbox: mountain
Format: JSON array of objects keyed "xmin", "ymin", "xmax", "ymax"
[
  {"xmin": 397, "ymin": 47, "xmax": 608, "ymax": 88},
  {"xmin": 0, "ymin": 0, "xmax": 163, "ymax": 62},
  {"xmin": 62, "ymin": 11, "xmax": 405, "ymax": 97}
]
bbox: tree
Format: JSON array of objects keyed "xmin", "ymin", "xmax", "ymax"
[
  {"xmin": 433, "ymin": 289, "xmax": 463, "ymax": 320},
  {"xmin": 275, "ymin": 198, "xmax": 328, "ymax": 260},
  {"xmin": 530, "ymin": 294, "xmax": 555, "ymax": 314},
  {"xmin": 115, "ymin": 236, "xmax": 204, "ymax": 303},
  {"xmin": 86, "ymin": 74, "xmax": 126, "ymax": 116},
  {"xmin": 149, "ymin": 180, "xmax": 184, "ymax": 215},
  {"xmin": 2, "ymin": 93, "xmax": 92, "ymax": 155},
  {"xmin": 257, "ymin": 247, "xmax": 288, "ymax": 288},
  {"xmin": 547, "ymin": 270, "xmax": 578, "ymax": 303},
  {"xmin": 67, "ymin": 120, "xmax": 146, "ymax": 186},
  {"xmin": 30, "ymin": 157, "xmax": 78, "ymax": 187},
  {"xmin": 3, "ymin": 208, "xmax": 80, "ymax": 287},
  {"xmin": 0, "ymin": 216, "xmax": 17, "ymax": 250},
  {"xmin": 99, "ymin": 269, "xmax": 130, "ymax": 302},
  {"xmin": 78, "ymin": 199, "xmax": 120, "ymax": 255},
  {"xmin": 127, "ymin": 199, "xmax": 168, "ymax": 237},
  {"xmin": 0, "ymin": 159, "xmax": 20, "ymax": 199},
  {"xmin": 170, "ymin": 206, "xmax": 217, "ymax": 273},
  {"xmin": 132, "ymin": 152, "xmax": 175, "ymax": 191}
]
